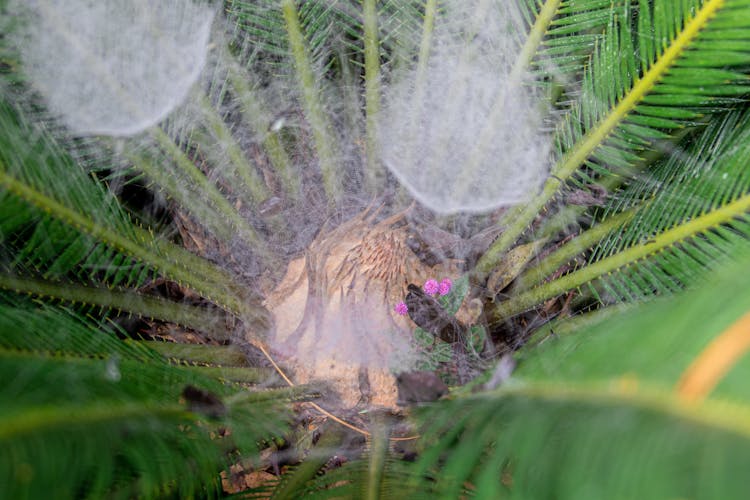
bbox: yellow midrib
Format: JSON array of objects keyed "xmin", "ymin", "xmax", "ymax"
[
  {"xmin": 491, "ymin": 191, "xmax": 750, "ymax": 321},
  {"xmin": 677, "ymin": 310, "xmax": 750, "ymax": 402},
  {"xmin": 555, "ymin": 0, "xmax": 725, "ymax": 181}
]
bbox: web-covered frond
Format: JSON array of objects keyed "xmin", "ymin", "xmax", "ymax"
[
  {"xmin": 0, "ymin": 99, "xmax": 157, "ymax": 289},
  {"xmin": 492, "ymin": 106, "xmax": 750, "ymax": 320},
  {"xmin": 0, "ymin": 95, "xmax": 252, "ymax": 317},
  {"xmin": 479, "ymin": 0, "xmax": 750, "ymax": 272},
  {"xmin": 596, "ymin": 108, "xmax": 750, "ymax": 258},
  {"xmin": 227, "ymin": 0, "xmax": 426, "ymax": 76},
  {"xmin": 376, "ymin": 0, "xmax": 426, "ymax": 71},
  {"xmin": 581, "ymin": 106, "xmax": 750, "ymax": 303},
  {"xmin": 227, "ymin": 0, "xmax": 290, "ymax": 60},
  {"xmin": 537, "ymin": 0, "xmax": 630, "ymax": 76}
]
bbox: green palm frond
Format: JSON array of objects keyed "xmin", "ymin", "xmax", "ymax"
[
  {"xmin": 0, "ymin": 296, "xmax": 160, "ymax": 361},
  {"xmin": 0, "ymin": 275, "xmax": 230, "ymax": 338},
  {"xmin": 0, "ymin": 96, "xmax": 264, "ymax": 321},
  {"xmin": 410, "ymin": 249, "xmax": 750, "ymax": 498},
  {"xmin": 528, "ymin": 0, "xmax": 631, "ymax": 79},
  {"xmin": 493, "ymin": 104, "xmax": 750, "ymax": 321},
  {"xmin": 0, "ymin": 100, "xmax": 165, "ymax": 307},
  {"xmin": 227, "ymin": 0, "xmax": 425, "ymax": 74},
  {"xmin": 477, "ymin": 0, "xmax": 750, "ymax": 276},
  {"xmin": 0, "ymin": 299, "xmax": 290, "ymax": 499},
  {"xmin": 584, "ymin": 106, "xmax": 750, "ymax": 301},
  {"xmin": 594, "ymin": 107, "xmax": 750, "ymax": 259}
]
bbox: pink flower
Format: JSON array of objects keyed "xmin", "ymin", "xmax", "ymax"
[
  {"xmin": 438, "ymin": 278, "xmax": 452, "ymax": 296},
  {"xmin": 423, "ymin": 279, "xmax": 439, "ymax": 295},
  {"xmin": 394, "ymin": 301, "xmax": 409, "ymax": 316}
]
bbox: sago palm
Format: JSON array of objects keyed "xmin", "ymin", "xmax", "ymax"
[{"xmin": 2, "ymin": 0, "xmax": 750, "ymax": 497}]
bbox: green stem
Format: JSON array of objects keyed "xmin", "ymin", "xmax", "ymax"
[
  {"xmin": 416, "ymin": 0, "xmax": 438, "ymax": 84},
  {"xmin": 141, "ymin": 341, "xmax": 251, "ymax": 366},
  {"xmin": 127, "ymin": 150, "xmax": 233, "ymax": 241},
  {"xmin": 197, "ymin": 94, "xmax": 268, "ymax": 204},
  {"xmin": 225, "ymin": 57, "xmax": 299, "ymax": 199},
  {"xmin": 0, "ymin": 401, "xmax": 188, "ymax": 440},
  {"xmin": 512, "ymin": 0, "xmax": 563, "ymax": 81},
  {"xmin": 366, "ymin": 418, "xmax": 389, "ymax": 500},
  {"xmin": 363, "ymin": 0, "xmax": 382, "ymax": 194},
  {"xmin": 517, "ymin": 208, "xmax": 637, "ymax": 291},
  {"xmin": 225, "ymin": 385, "xmax": 317, "ymax": 404},
  {"xmin": 181, "ymin": 365, "xmax": 275, "ymax": 384},
  {"xmin": 523, "ymin": 302, "xmax": 634, "ymax": 348},
  {"xmin": 282, "ymin": 0, "xmax": 339, "ymax": 204},
  {"xmin": 457, "ymin": 0, "xmax": 562, "ymax": 200},
  {"xmin": 474, "ymin": 178, "xmax": 562, "ymax": 278},
  {"xmin": 139, "ymin": 222, "xmax": 243, "ymax": 293},
  {"xmin": 0, "ymin": 275, "xmax": 230, "ymax": 339},
  {"xmin": 150, "ymin": 128, "xmax": 270, "ymax": 256},
  {"xmin": 489, "ymin": 192, "xmax": 750, "ymax": 324},
  {"xmin": 395, "ymin": 0, "xmax": 438, "ymax": 203}
]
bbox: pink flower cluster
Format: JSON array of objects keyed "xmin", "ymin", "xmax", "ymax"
[
  {"xmin": 394, "ymin": 301, "xmax": 409, "ymax": 316},
  {"xmin": 393, "ymin": 278, "xmax": 453, "ymax": 316},
  {"xmin": 425, "ymin": 277, "xmax": 452, "ymax": 297},
  {"xmin": 394, "ymin": 278, "xmax": 453, "ymax": 316}
]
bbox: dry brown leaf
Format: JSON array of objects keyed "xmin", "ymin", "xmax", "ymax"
[
  {"xmin": 221, "ymin": 467, "xmax": 278, "ymax": 496},
  {"xmin": 244, "ymin": 471, "xmax": 279, "ymax": 491}
]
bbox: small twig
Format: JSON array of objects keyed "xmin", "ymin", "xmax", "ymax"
[{"xmin": 252, "ymin": 341, "xmax": 419, "ymax": 442}]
